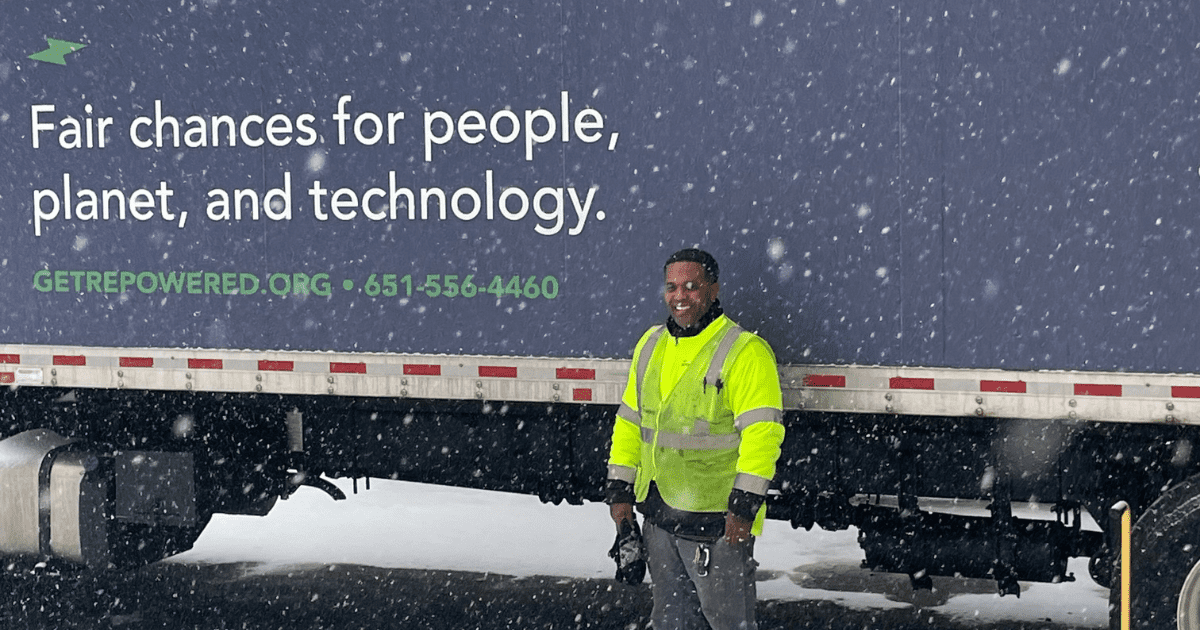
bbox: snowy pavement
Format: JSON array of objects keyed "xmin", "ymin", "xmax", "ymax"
[{"xmin": 171, "ymin": 478, "xmax": 1111, "ymax": 628}]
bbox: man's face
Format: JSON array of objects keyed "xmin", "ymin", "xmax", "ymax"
[{"xmin": 664, "ymin": 261, "xmax": 719, "ymax": 329}]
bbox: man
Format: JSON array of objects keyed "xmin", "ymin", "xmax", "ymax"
[{"xmin": 606, "ymin": 248, "xmax": 785, "ymax": 630}]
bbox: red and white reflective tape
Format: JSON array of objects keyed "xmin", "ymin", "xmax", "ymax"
[
  {"xmin": 0, "ymin": 346, "xmax": 618, "ymax": 405},
  {"xmin": 783, "ymin": 365, "xmax": 1200, "ymax": 425},
  {"xmin": 794, "ymin": 370, "xmax": 1199, "ymax": 400},
  {"xmin": 5, "ymin": 345, "xmax": 1200, "ymax": 424}
]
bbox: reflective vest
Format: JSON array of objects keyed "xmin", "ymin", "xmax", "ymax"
[{"xmin": 630, "ymin": 319, "xmax": 754, "ymax": 513}]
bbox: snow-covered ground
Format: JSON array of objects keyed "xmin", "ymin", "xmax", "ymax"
[{"xmin": 171, "ymin": 479, "xmax": 1110, "ymax": 628}]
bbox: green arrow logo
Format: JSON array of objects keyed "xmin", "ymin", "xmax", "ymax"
[{"xmin": 29, "ymin": 38, "xmax": 87, "ymax": 65}]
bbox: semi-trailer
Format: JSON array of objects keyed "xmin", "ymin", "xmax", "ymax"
[{"xmin": 4, "ymin": 2, "xmax": 1200, "ymax": 627}]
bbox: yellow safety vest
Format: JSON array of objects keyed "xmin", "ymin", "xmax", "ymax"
[
  {"xmin": 609, "ymin": 315, "xmax": 785, "ymax": 535},
  {"xmin": 631, "ymin": 319, "xmax": 757, "ymax": 513}
]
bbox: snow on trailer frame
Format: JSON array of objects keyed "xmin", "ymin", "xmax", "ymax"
[{"xmin": 5, "ymin": 343, "xmax": 1200, "ymax": 426}]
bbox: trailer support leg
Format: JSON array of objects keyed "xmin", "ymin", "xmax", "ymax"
[{"xmin": 990, "ymin": 472, "xmax": 1021, "ymax": 596}]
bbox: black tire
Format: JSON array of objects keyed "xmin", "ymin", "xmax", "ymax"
[{"xmin": 1114, "ymin": 475, "xmax": 1200, "ymax": 630}]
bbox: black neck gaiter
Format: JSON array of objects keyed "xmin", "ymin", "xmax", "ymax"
[{"xmin": 665, "ymin": 299, "xmax": 723, "ymax": 338}]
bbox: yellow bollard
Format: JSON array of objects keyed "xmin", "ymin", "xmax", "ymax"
[{"xmin": 1111, "ymin": 501, "xmax": 1131, "ymax": 630}]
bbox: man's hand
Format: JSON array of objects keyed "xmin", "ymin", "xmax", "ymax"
[
  {"xmin": 725, "ymin": 512, "xmax": 752, "ymax": 545},
  {"xmin": 611, "ymin": 502, "xmax": 634, "ymax": 527}
]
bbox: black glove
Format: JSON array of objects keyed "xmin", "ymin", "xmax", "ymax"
[
  {"xmin": 605, "ymin": 478, "xmax": 636, "ymax": 505},
  {"xmin": 727, "ymin": 488, "xmax": 765, "ymax": 522},
  {"xmin": 608, "ymin": 518, "xmax": 647, "ymax": 585}
]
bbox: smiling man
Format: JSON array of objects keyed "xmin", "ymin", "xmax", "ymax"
[{"xmin": 606, "ymin": 248, "xmax": 785, "ymax": 630}]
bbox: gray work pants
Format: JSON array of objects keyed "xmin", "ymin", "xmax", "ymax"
[{"xmin": 643, "ymin": 520, "xmax": 758, "ymax": 630}]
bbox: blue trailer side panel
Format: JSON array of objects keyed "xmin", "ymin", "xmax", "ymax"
[{"xmin": 1, "ymin": 2, "xmax": 1198, "ymax": 371}]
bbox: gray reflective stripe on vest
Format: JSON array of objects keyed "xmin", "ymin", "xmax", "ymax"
[
  {"xmin": 608, "ymin": 464, "xmax": 637, "ymax": 483},
  {"xmin": 733, "ymin": 472, "xmax": 772, "ymax": 496},
  {"xmin": 634, "ymin": 326, "xmax": 667, "ymax": 417},
  {"xmin": 735, "ymin": 406, "xmax": 783, "ymax": 431},
  {"xmin": 703, "ymin": 326, "xmax": 745, "ymax": 391},
  {"xmin": 617, "ymin": 402, "xmax": 641, "ymax": 426},
  {"xmin": 641, "ymin": 426, "xmax": 741, "ymax": 451}
]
